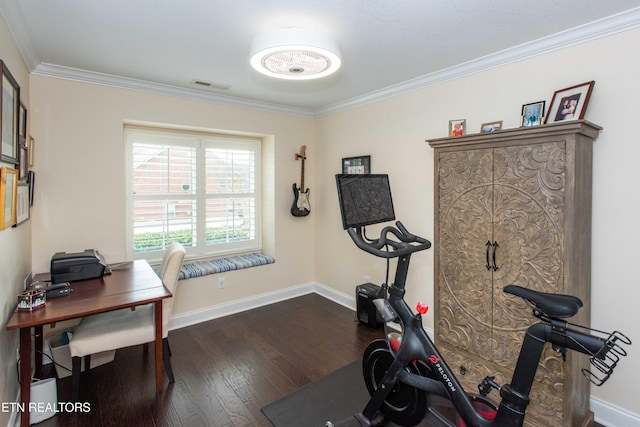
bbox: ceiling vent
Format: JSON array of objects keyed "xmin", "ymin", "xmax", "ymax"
[{"xmin": 191, "ymin": 80, "xmax": 231, "ymax": 90}]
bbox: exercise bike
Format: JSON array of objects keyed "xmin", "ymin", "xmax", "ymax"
[{"xmin": 329, "ymin": 174, "xmax": 631, "ymax": 427}]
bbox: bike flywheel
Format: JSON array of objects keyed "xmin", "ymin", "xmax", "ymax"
[{"xmin": 362, "ymin": 339, "xmax": 427, "ymax": 427}]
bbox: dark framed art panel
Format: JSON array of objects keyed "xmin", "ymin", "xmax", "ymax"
[
  {"xmin": 27, "ymin": 170, "xmax": 34, "ymax": 206},
  {"xmin": 18, "ymin": 101, "xmax": 28, "ymax": 179},
  {"xmin": 342, "ymin": 155, "xmax": 371, "ymax": 174},
  {"xmin": 1, "ymin": 60, "xmax": 20, "ymax": 164}
]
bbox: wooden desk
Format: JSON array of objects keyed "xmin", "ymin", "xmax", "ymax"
[{"xmin": 6, "ymin": 260, "xmax": 172, "ymax": 427}]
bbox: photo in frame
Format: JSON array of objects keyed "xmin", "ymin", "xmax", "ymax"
[
  {"xmin": 19, "ymin": 140, "xmax": 28, "ymax": 180},
  {"xmin": 545, "ymin": 81, "xmax": 595, "ymax": 124},
  {"xmin": 1, "ymin": 60, "xmax": 20, "ymax": 164},
  {"xmin": 480, "ymin": 121, "xmax": 503, "ymax": 133},
  {"xmin": 18, "ymin": 102, "xmax": 27, "ymax": 179},
  {"xmin": 342, "ymin": 155, "xmax": 371, "ymax": 174},
  {"xmin": 449, "ymin": 119, "xmax": 466, "ymax": 137},
  {"xmin": 19, "ymin": 102, "xmax": 27, "ymax": 138},
  {"xmin": 14, "ymin": 182, "xmax": 29, "ymax": 226},
  {"xmin": 0, "ymin": 167, "xmax": 18, "ymax": 230},
  {"xmin": 521, "ymin": 101, "xmax": 545, "ymax": 127}
]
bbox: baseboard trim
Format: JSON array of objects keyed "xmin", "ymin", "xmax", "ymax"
[
  {"xmin": 169, "ymin": 282, "xmax": 317, "ymax": 330},
  {"xmin": 168, "ymin": 282, "xmax": 356, "ymax": 331},
  {"xmin": 591, "ymin": 396, "xmax": 640, "ymax": 426},
  {"xmin": 167, "ymin": 282, "xmax": 638, "ymax": 427}
]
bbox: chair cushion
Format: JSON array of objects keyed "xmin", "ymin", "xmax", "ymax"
[
  {"xmin": 69, "ymin": 244, "xmax": 185, "ymax": 360},
  {"xmin": 69, "ymin": 305, "xmax": 155, "ymax": 357}
]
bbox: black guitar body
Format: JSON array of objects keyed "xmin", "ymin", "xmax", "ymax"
[{"xmin": 291, "ymin": 183, "xmax": 310, "ymax": 217}]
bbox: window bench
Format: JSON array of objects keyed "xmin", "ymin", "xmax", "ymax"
[{"xmin": 177, "ymin": 253, "xmax": 275, "ymax": 280}]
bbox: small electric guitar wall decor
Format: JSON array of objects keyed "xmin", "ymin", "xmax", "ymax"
[{"xmin": 291, "ymin": 145, "xmax": 310, "ymax": 217}]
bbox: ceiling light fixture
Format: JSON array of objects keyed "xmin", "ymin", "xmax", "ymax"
[{"xmin": 250, "ymin": 27, "xmax": 342, "ymax": 80}]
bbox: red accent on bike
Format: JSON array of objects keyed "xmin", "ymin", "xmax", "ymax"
[
  {"xmin": 416, "ymin": 301, "xmax": 429, "ymax": 315},
  {"xmin": 477, "ymin": 406, "xmax": 497, "ymax": 419},
  {"xmin": 390, "ymin": 337, "xmax": 401, "ymax": 352},
  {"xmin": 457, "ymin": 400, "xmax": 497, "ymax": 427},
  {"xmin": 428, "ymin": 355, "xmax": 439, "ymax": 364}
]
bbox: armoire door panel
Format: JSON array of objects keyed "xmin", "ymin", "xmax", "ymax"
[
  {"xmin": 491, "ymin": 143, "xmax": 566, "ymax": 369},
  {"xmin": 437, "ymin": 148, "xmax": 493, "ymax": 206},
  {"xmin": 437, "ymin": 148, "xmax": 493, "ymax": 356}
]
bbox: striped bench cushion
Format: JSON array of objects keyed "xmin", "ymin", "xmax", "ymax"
[{"xmin": 178, "ymin": 253, "xmax": 275, "ymax": 280}]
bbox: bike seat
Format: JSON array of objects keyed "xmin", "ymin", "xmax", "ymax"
[{"xmin": 504, "ymin": 285, "xmax": 583, "ymax": 319}]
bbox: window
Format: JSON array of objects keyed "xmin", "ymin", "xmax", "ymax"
[{"xmin": 125, "ymin": 126, "xmax": 261, "ymax": 261}]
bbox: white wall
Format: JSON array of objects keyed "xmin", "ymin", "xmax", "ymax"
[
  {"xmin": 28, "ymin": 75, "xmax": 316, "ymax": 317},
  {"xmin": 315, "ymin": 27, "xmax": 640, "ymax": 422},
  {"xmin": 0, "ymin": 13, "xmax": 32, "ymax": 427}
]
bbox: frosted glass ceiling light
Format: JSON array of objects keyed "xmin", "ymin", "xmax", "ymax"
[{"xmin": 250, "ymin": 28, "xmax": 342, "ymax": 80}]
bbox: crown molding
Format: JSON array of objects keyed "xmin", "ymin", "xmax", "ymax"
[
  {"xmin": 4, "ymin": 3, "xmax": 640, "ymax": 118},
  {"xmin": 315, "ymin": 6, "xmax": 640, "ymax": 117},
  {"xmin": 31, "ymin": 63, "xmax": 316, "ymax": 118}
]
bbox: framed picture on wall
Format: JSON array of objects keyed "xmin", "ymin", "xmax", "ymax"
[
  {"xmin": 0, "ymin": 167, "xmax": 18, "ymax": 230},
  {"xmin": 18, "ymin": 103, "xmax": 28, "ymax": 179},
  {"xmin": 13, "ymin": 182, "xmax": 29, "ymax": 226},
  {"xmin": 27, "ymin": 170, "xmax": 35, "ymax": 206},
  {"xmin": 545, "ymin": 81, "xmax": 595, "ymax": 124},
  {"xmin": 342, "ymin": 155, "xmax": 371, "ymax": 174},
  {"xmin": 18, "ymin": 141, "xmax": 28, "ymax": 180},
  {"xmin": 28, "ymin": 136, "xmax": 35, "ymax": 167},
  {"xmin": 19, "ymin": 102, "xmax": 27, "ymax": 139},
  {"xmin": 1, "ymin": 61, "xmax": 20, "ymax": 164}
]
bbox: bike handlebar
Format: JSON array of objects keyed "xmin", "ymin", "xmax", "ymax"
[{"xmin": 346, "ymin": 221, "xmax": 432, "ymax": 258}]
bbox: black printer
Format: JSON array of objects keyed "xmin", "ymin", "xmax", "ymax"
[{"xmin": 50, "ymin": 249, "xmax": 108, "ymax": 284}]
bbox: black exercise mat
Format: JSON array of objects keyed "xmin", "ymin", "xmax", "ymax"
[
  {"xmin": 262, "ymin": 361, "xmax": 366, "ymax": 426},
  {"xmin": 261, "ymin": 361, "xmax": 436, "ymax": 427}
]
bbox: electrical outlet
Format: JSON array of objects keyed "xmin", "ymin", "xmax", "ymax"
[
  {"xmin": 218, "ymin": 277, "xmax": 225, "ymax": 289},
  {"xmin": 364, "ymin": 275, "xmax": 372, "ymax": 284}
]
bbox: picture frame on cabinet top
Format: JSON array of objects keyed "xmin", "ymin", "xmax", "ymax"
[
  {"xmin": 480, "ymin": 121, "xmax": 503, "ymax": 133},
  {"xmin": 545, "ymin": 81, "xmax": 594, "ymax": 124},
  {"xmin": 521, "ymin": 101, "xmax": 545, "ymax": 127},
  {"xmin": 449, "ymin": 119, "xmax": 466, "ymax": 137}
]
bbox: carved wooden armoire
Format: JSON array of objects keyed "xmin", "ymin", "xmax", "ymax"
[{"xmin": 427, "ymin": 120, "xmax": 601, "ymax": 426}]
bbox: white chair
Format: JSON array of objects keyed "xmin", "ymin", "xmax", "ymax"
[{"xmin": 68, "ymin": 243, "xmax": 185, "ymax": 400}]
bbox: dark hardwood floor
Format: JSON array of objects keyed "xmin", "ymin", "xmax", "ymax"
[
  {"xmin": 33, "ymin": 294, "xmax": 606, "ymax": 427},
  {"xmin": 37, "ymin": 294, "xmax": 383, "ymax": 427}
]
